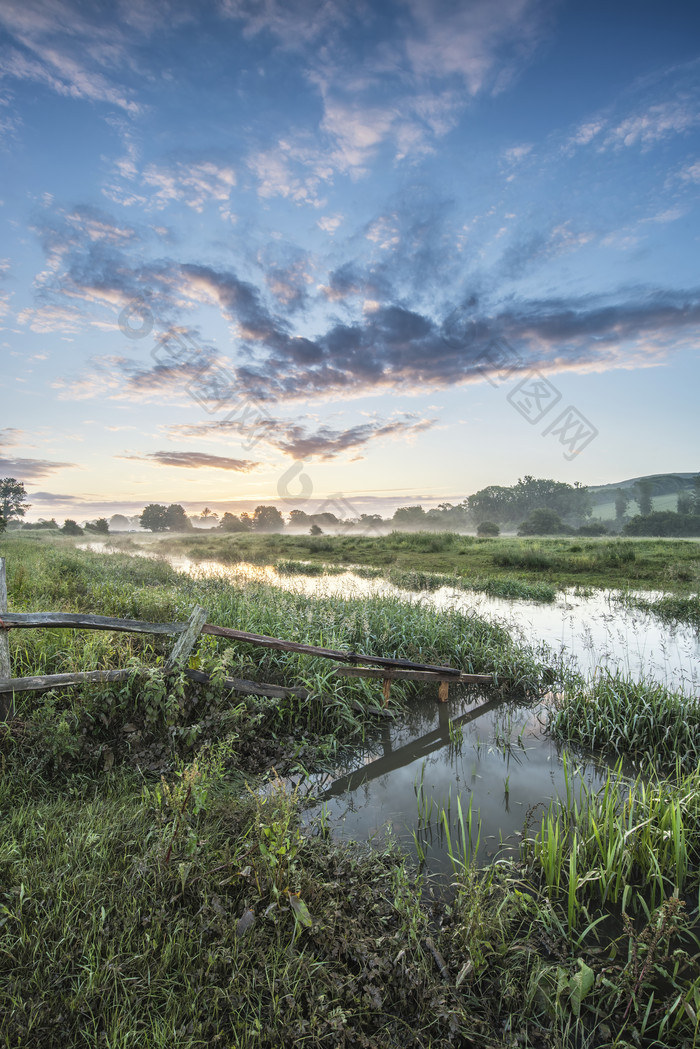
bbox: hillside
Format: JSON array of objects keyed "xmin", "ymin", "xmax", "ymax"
[{"xmin": 588, "ymin": 472, "xmax": 698, "ymax": 521}]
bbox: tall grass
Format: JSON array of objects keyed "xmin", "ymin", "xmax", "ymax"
[{"xmin": 549, "ymin": 672, "xmax": 700, "ymax": 774}]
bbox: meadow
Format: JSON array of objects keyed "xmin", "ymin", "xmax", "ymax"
[{"xmin": 1, "ymin": 535, "xmax": 700, "ymax": 1048}]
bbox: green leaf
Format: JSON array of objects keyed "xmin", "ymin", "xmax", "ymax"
[
  {"xmin": 288, "ymin": 893, "xmax": 312, "ymax": 928},
  {"xmin": 569, "ymin": 959, "xmax": 595, "ymax": 1016}
]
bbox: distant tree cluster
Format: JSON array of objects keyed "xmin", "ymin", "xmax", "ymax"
[
  {"xmin": 468, "ymin": 476, "xmax": 591, "ymax": 528},
  {"xmin": 139, "ymin": 504, "xmax": 193, "ymax": 532}
]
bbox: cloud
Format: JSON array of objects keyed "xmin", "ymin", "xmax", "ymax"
[
  {"xmin": 500, "ymin": 221, "xmax": 595, "ymax": 278},
  {"xmin": 0, "ymin": 428, "xmax": 22, "ymax": 447},
  {"xmin": 265, "ymin": 416, "xmax": 436, "ymax": 460},
  {"xmin": 678, "ymin": 159, "xmax": 700, "ymax": 183},
  {"xmin": 317, "ymin": 213, "xmax": 344, "ymax": 235},
  {"xmin": 120, "ymin": 451, "xmax": 260, "ymax": 471},
  {"xmin": 0, "ymin": 1, "xmax": 142, "ymax": 114},
  {"xmin": 247, "ymin": 142, "xmax": 329, "ymax": 207},
  {"xmin": 402, "ymin": 0, "xmax": 554, "ymax": 95},
  {"xmin": 0, "ymin": 456, "xmax": 77, "ymax": 480},
  {"xmin": 603, "ymin": 100, "xmax": 700, "ymax": 151},
  {"xmin": 139, "ymin": 158, "xmax": 237, "ymax": 212},
  {"xmin": 167, "ymin": 413, "xmax": 436, "ymax": 461}
]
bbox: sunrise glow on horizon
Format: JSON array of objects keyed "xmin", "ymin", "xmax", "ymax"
[{"xmin": 1, "ymin": 0, "xmax": 699, "ymax": 522}]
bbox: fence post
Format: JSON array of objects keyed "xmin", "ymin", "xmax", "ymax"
[
  {"xmin": 0, "ymin": 558, "xmax": 14, "ymax": 720},
  {"xmin": 164, "ymin": 605, "xmax": 207, "ymax": 673}
]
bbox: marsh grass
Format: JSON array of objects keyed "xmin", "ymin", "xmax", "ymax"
[
  {"xmin": 549, "ymin": 672, "xmax": 700, "ymax": 774},
  {"xmin": 619, "ymin": 592, "xmax": 700, "ymax": 631}
]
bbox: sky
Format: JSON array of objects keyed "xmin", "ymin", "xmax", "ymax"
[{"xmin": 0, "ymin": 0, "xmax": 699, "ymax": 523}]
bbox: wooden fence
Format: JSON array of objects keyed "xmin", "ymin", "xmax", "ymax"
[{"xmin": 0, "ymin": 556, "xmax": 494, "ymax": 718}]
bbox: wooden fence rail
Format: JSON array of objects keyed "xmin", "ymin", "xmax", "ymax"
[{"xmin": 0, "ymin": 557, "xmax": 495, "ymax": 710}]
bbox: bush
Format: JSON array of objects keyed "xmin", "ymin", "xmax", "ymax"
[
  {"xmin": 61, "ymin": 519, "xmax": 84, "ymax": 536},
  {"xmin": 517, "ymin": 508, "xmax": 564, "ymax": 536},
  {"xmin": 476, "ymin": 521, "xmax": 499, "ymax": 537}
]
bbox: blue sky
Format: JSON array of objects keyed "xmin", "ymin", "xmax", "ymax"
[{"xmin": 1, "ymin": 0, "xmax": 699, "ymax": 522}]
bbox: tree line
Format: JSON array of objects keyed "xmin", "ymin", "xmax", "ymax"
[{"xmin": 2, "ymin": 474, "xmax": 700, "ymax": 538}]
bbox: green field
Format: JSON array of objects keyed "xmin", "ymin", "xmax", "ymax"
[{"xmin": 2, "ymin": 537, "xmax": 700, "ymax": 1048}]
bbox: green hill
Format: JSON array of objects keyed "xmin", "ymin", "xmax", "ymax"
[{"xmin": 588, "ymin": 472, "xmax": 698, "ymax": 521}]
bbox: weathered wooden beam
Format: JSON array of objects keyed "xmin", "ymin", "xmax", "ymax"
[
  {"xmin": 0, "ymin": 665, "xmax": 309, "ymax": 700},
  {"xmin": 164, "ymin": 605, "xmax": 207, "ymax": 673},
  {"xmin": 0, "ymin": 559, "xmax": 14, "ymax": 720},
  {"xmin": 0, "ymin": 669, "xmax": 134, "ymax": 693},
  {"xmin": 0, "ymin": 612, "xmax": 185, "ymax": 635},
  {"xmin": 0, "ymin": 610, "xmax": 472, "ymax": 680},
  {"xmin": 200, "ymin": 623, "xmax": 465, "ymax": 675},
  {"xmin": 181, "ymin": 667, "xmax": 309, "ymax": 700},
  {"xmin": 332, "ymin": 666, "xmax": 494, "ymax": 685}
]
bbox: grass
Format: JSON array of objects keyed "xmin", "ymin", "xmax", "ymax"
[
  {"xmin": 549, "ymin": 672, "xmax": 700, "ymax": 775},
  {"xmin": 116, "ymin": 529, "xmax": 700, "ymax": 596},
  {"xmin": 2, "ymin": 535, "xmax": 700, "ymax": 1047},
  {"xmin": 618, "ymin": 592, "xmax": 700, "ymax": 631}
]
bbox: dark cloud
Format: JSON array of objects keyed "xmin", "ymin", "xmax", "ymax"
[
  {"xmin": 269, "ymin": 416, "xmax": 436, "ymax": 460},
  {"xmin": 120, "ymin": 451, "xmax": 260, "ymax": 471},
  {"xmin": 167, "ymin": 413, "xmax": 436, "ymax": 460},
  {"xmin": 0, "ymin": 458, "xmax": 77, "ymax": 480}
]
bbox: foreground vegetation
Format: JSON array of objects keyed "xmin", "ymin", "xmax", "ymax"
[{"xmin": 1, "ymin": 537, "xmax": 700, "ymax": 1047}]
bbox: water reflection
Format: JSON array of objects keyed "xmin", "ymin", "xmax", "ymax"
[{"xmin": 301, "ymin": 691, "xmax": 612, "ymax": 875}]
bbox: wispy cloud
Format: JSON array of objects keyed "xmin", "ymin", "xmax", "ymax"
[
  {"xmin": 167, "ymin": 413, "xmax": 436, "ymax": 461},
  {"xmin": 120, "ymin": 451, "xmax": 260, "ymax": 471},
  {"xmin": 0, "ymin": 456, "xmax": 76, "ymax": 480},
  {"xmin": 0, "ymin": 1, "xmax": 142, "ymax": 114}
]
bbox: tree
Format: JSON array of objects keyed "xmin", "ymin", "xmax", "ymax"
[
  {"xmin": 677, "ymin": 491, "xmax": 694, "ymax": 515},
  {"xmin": 198, "ymin": 507, "xmax": 218, "ymax": 526},
  {"xmin": 392, "ymin": 506, "xmax": 427, "ymax": 529},
  {"xmin": 614, "ymin": 489, "xmax": 630, "ymax": 522},
  {"xmin": 288, "ymin": 509, "xmax": 311, "ymax": 529},
  {"xmin": 635, "ymin": 480, "xmax": 653, "ymax": 516},
  {"xmin": 140, "ymin": 504, "xmax": 169, "ymax": 532},
  {"xmin": 85, "ymin": 518, "xmax": 109, "ymax": 535},
  {"xmin": 623, "ymin": 511, "xmax": 700, "ymax": 538},
  {"xmin": 693, "ymin": 474, "xmax": 700, "ymax": 515},
  {"xmin": 477, "ymin": 521, "xmax": 499, "ymax": 536},
  {"xmin": 164, "ymin": 504, "xmax": 190, "ymax": 531},
  {"xmin": 61, "ymin": 519, "xmax": 84, "ymax": 536},
  {"xmin": 518, "ymin": 507, "xmax": 564, "ymax": 535},
  {"xmin": 0, "ymin": 478, "xmax": 30, "ymax": 527},
  {"xmin": 220, "ymin": 512, "xmax": 250, "ymax": 533},
  {"xmin": 109, "ymin": 514, "xmax": 131, "ymax": 531},
  {"xmin": 309, "ymin": 523, "xmax": 323, "ymax": 535},
  {"xmin": 252, "ymin": 505, "xmax": 284, "ymax": 532}
]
